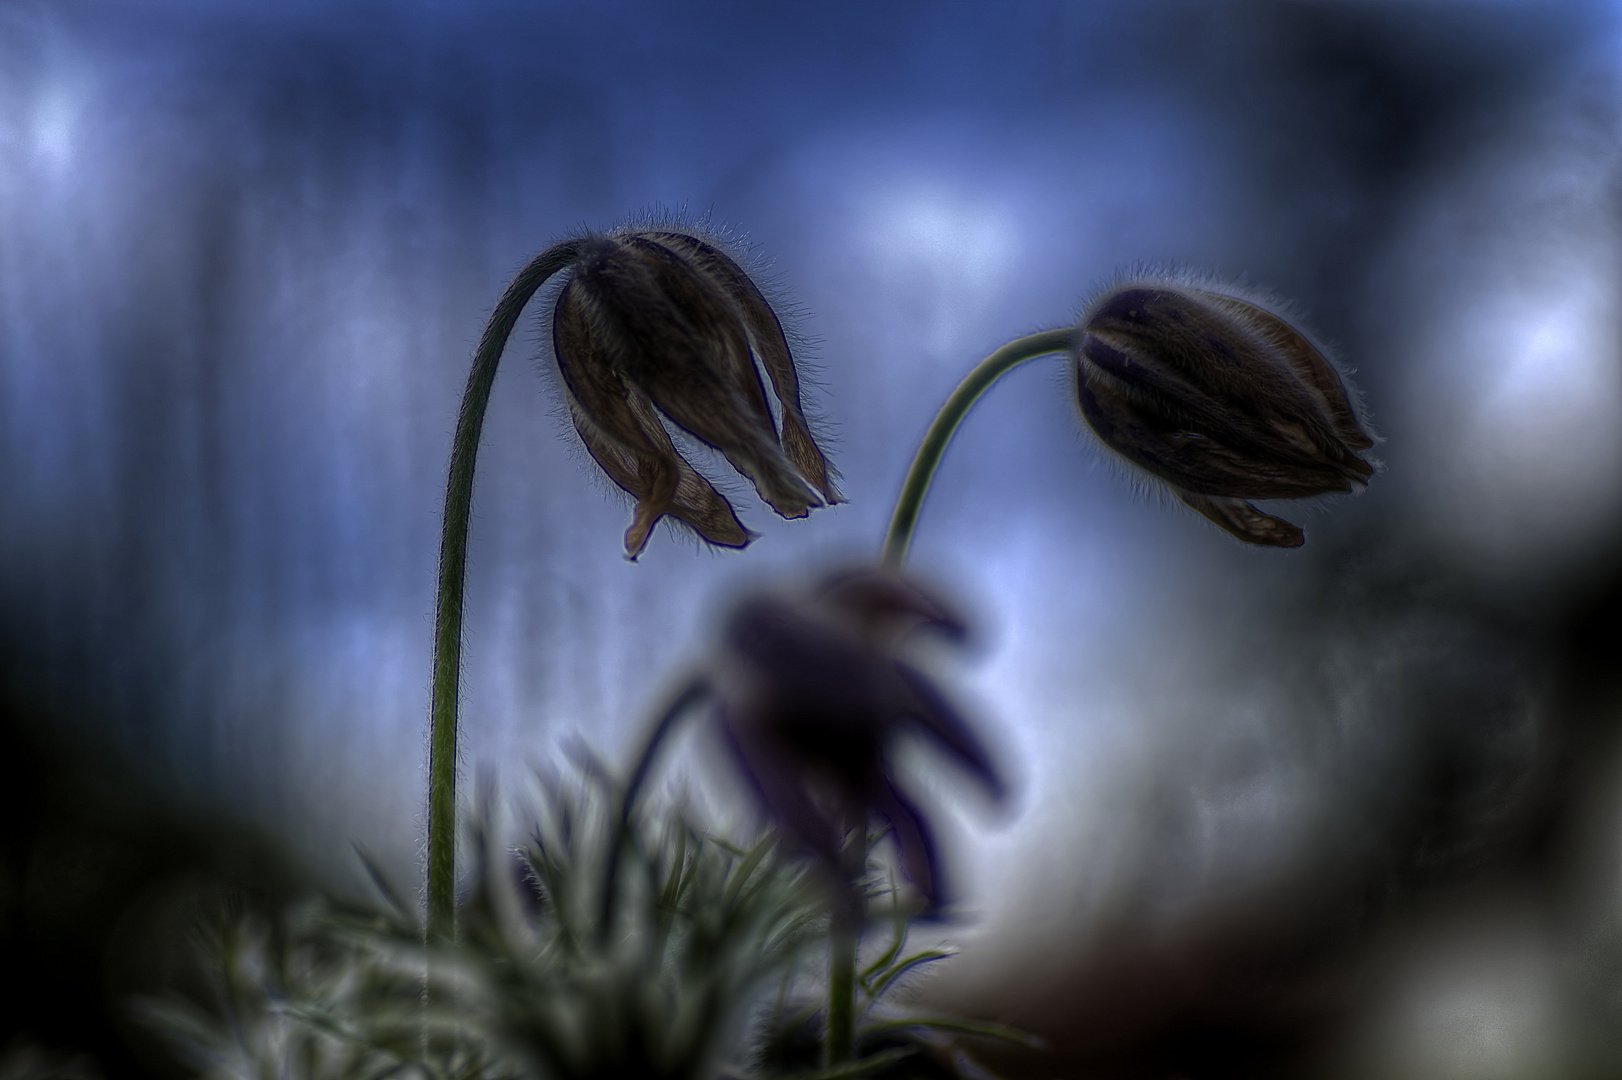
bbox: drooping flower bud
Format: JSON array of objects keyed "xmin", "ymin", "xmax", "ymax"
[
  {"xmin": 708, "ymin": 569, "xmax": 1004, "ymax": 915},
  {"xmin": 552, "ymin": 227, "xmax": 841, "ymax": 558},
  {"xmin": 1073, "ymin": 277, "xmax": 1378, "ymax": 547}
]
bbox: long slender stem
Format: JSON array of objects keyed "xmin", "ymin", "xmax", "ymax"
[
  {"xmin": 880, "ymin": 328, "xmax": 1078, "ymax": 570},
  {"xmin": 619, "ymin": 675, "xmax": 712, "ymax": 821},
  {"xmin": 824, "ymin": 328, "xmax": 1076, "ymax": 1059},
  {"xmin": 826, "ymin": 913, "xmax": 857, "ymax": 1064},
  {"xmin": 427, "ymin": 240, "xmax": 582, "ymax": 943}
]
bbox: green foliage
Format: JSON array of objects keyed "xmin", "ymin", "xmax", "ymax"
[
  {"xmin": 138, "ymin": 770, "xmax": 823, "ymax": 1080},
  {"xmin": 752, "ymin": 867, "xmax": 1038, "ymax": 1080},
  {"xmin": 133, "ymin": 901, "xmax": 427, "ymax": 1080},
  {"xmin": 138, "ymin": 776, "xmax": 1028, "ymax": 1080},
  {"xmin": 442, "ymin": 775, "xmax": 825, "ymax": 1080}
]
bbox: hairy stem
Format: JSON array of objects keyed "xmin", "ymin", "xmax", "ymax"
[
  {"xmin": 880, "ymin": 328, "xmax": 1079, "ymax": 570},
  {"xmin": 427, "ymin": 240, "xmax": 581, "ymax": 943}
]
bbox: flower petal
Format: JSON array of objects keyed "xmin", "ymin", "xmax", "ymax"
[
  {"xmin": 707, "ymin": 574, "xmax": 1001, "ymax": 918},
  {"xmin": 554, "ymin": 278, "xmax": 754, "ymax": 556},
  {"xmin": 647, "ymin": 231, "xmax": 843, "ymax": 505},
  {"xmin": 721, "ymin": 594, "xmax": 894, "ymax": 759},
  {"xmin": 892, "ymin": 659, "xmax": 1005, "ymax": 802},
  {"xmin": 816, "ymin": 569, "xmax": 969, "ymax": 643},
  {"xmin": 1199, "ymin": 290, "xmax": 1377, "ymax": 453},
  {"xmin": 870, "ymin": 777, "xmax": 942, "ymax": 914},
  {"xmin": 573, "ymin": 235, "xmax": 822, "ymax": 520},
  {"xmin": 716, "ymin": 702, "xmax": 843, "ymax": 866},
  {"xmin": 1075, "ymin": 367, "xmax": 1357, "ymax": 500},
  {"xmin": 1082, "ymin": 287, "xmax": 1371, "ymax": 483},
  {"xmin": 1177, "ymin": 491, "xmax": 1305, "ymax": 548}
]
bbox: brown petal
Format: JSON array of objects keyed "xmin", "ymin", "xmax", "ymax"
[
  {"xmin": 1076, "ymin": 367, "xmax": 1358, "ymax": 500},
  {"xmin": 1082, "ymin": 286, "xmax": 1382, "ymax": 507},
  {"xmin": 1177, "ymin": 491, "xmax": 1305, "ymax": 548},
  {"xmin": 554, "ymin": 278, "xmax": 753, "ymax": 557},
  {"xmin": 1200, "ymin": 290, "xmax": 1377, "ymax": 453},
  {"xmin": 1083, "ymin": 288, "xmax": 1340, "ymax": 468},
  {"xmin": 573, "ymin": 235, "xmax": 822, "ymax": 520},
  {"xmin": 646, "ymin": 231, "xmax": 843, "ymax": 505}
]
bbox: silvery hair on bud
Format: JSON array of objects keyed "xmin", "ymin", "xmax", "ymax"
[
  {"xmin": 542, "ymin": 207, "xmax": 828, "ymax": 391},
  {"xmin": 1072, "ymin": 265, "xmax": 1382, "ymax": 515},
  {"xmin": 535, "ymin": 209, "xmax": 842, "ymax": 543}
]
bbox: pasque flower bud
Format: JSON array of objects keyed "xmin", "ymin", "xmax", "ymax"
[
  {"xmin": 552, "ymin": 228, "xmax": 841, "ymax": 558},
  {"xmin": 1074, "ymin": 278, "xmax": 1378, "ymax": 546},
  {"xmin": 709, "ymin": 570, "xmax": 1004, "ymax": 915}
]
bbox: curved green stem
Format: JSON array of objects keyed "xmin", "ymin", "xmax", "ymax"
[
  {"xmin": 880, "ymin": 328, "xmax": 1079, "ymax": 570},
  {"xmin": 826, "ymin": 911, "xmax": 858, "ymax": 1064},
  {"xmin": 829, "ymin": 328, "xmax": 1071, "ymax": 1059},
  {"xmin": 599, "ymin": 675, "xmax": 711, "ymax": 941},
  {"xmin": 427, "ymin": 239, "xmax": 582, "ymax": 943},
  {"xmin": 618, "ymin": 675, "xmax": 712, "ymax": 821}
]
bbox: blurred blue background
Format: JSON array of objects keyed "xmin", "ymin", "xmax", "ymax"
[{"xmin": 6, "ymin": 1, "xmax": 1622, "ymax": 1073}]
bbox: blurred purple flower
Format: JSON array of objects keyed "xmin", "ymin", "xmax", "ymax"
[
  {"xmin": 708, "ymin": 570, "xmax": 1004, "ymax": 914},
  {"xmin": 552, "ymin": 227, "xmax": 841, "ymax": 559},
  {"xmin": 1074, "ymin": 278, "xmax": 1378, "ymax": 547}
]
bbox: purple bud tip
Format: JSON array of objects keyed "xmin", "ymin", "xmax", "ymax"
[{"xmin": 1086, "ymin": 287, "xmax": 1177, "ymax": 330}]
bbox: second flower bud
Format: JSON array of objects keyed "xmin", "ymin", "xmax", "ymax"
[{"xmin": 1074, "ymin": 278, "xmax": 1378, "ymax": 547}]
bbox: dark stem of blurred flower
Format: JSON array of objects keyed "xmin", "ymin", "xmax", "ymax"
[
  {"xmin": 428, "ymin": 239, "xmax": 583, "ymax": 943},
  {"xmin": 600, "ymin": 674, "xmax": 711, "ymax": 941},
  {"xmin": 881, "ymin": 329, "xmax": 1079, "ymax": 569},
  {"xmin": 826, "ymin": 824, "xmax": 867, "ymax": 1065}
]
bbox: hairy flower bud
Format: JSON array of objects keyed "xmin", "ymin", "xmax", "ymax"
[
  {"xmin": 1074, "ymin": 278, "xmax": 1378, "ymax": 547},
  {"xmin": 552, "ymin": 227, "xmax": 841, "ymax": 558}
]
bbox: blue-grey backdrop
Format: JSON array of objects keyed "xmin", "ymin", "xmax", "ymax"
[{"xmin": 6, "ymin": 1, "xmax": 1622, "ymax": 1070}]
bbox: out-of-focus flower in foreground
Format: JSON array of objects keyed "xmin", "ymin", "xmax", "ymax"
[
  {"xmin": 1074, "ymin": 278, "xmax": 1378, "ymax": 547},
  {"xmin": 552, "ymin": 228, "xmax": 841, "ymax": 558},
  {"xmin": 708, "ymin": 570, "xmax": 1004, "ymax": 914}
]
